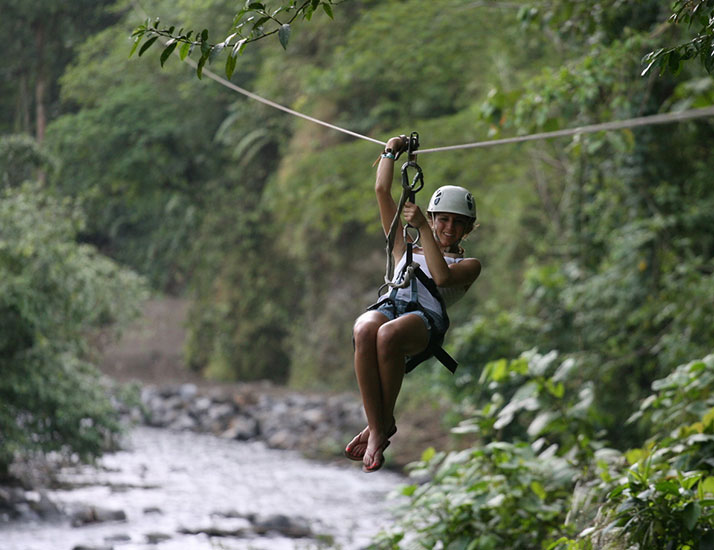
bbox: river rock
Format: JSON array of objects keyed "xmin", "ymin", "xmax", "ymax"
[
  {"xmin": 28, "ymin": 490, "xmax": 61, "ymax": 519},
  {"xmin": 70, "ymin": 504, "xmax": 127, "ymax": 527},
  {"xmin": 104, "ymin": 534, "xmax": 131, "ymax": 542},
  {"xmin": 167, "ymin": 412, "xmax": 196, "ymax": 431},
  {"xmin": 252, "ymin": 513, "xmax": 312, "ymax": 538},
  {"xmin": 178, "ymin": 383, "xmax": 198, "ymax": 401},
  {"xmin": 145, "ymin": 532, "xmax": 171, "ymax": 544},
  {"xmin": 266, "ymin": 429, "xmax": 298, "ymax": 449},
  {"xmin": 302, "ymin": 407, "xmax": 326, "ymax": 427},
  {"xmin": 0, "ymin": 487, "xmax": 60, "ymax": 521},
  {"xmin": 221, "ymin": 415, "xmax": 259, "ymax": 440},
  {"xmin": 137, "ymin": 383, "xmax": 366, "ymax": 458},
  {"xmin": 178, "ymin": 524, "xmax": 247, "ymax": 537}
]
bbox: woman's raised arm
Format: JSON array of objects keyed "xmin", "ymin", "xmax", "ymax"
[{"xmin": 375, "ymin": 136, "xmax": 408, "ymax": 260}]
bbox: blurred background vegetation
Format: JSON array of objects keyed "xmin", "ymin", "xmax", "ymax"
[{"xmin": 1, "ymin": 0, "xmax": 713, "ymax": 547}]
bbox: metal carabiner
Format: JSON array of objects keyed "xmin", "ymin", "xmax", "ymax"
[
  {"xmin": 401, "ymin": 160, "xmax": 424, "ymax": 202},
  {"xmin": 400, "ymin": 159, "xmax": 425, "ymax": 250},
  {"xmin": 394, "ymin": 131, "xmax": 420, "ymax": 161}
]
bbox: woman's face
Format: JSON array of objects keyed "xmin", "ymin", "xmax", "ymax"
[{"xmin": 430, "ymin": 212, "xmax": 472, "ymax": 248}]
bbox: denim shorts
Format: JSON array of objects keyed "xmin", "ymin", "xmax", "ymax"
[{"xmin": 372, "ymin": 298, "xmax": 448, "ymax": 339}]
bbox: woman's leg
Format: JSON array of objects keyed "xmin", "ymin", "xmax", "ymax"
[
  {"xmin": 352, "ymin": 311, "xmax": 390, "ymax": 457},
  {"xmin": 362, "ymin": 313, "xmax": 430, "ymax": 470}
]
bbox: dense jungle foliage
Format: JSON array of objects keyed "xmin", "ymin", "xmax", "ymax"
[{"xmin": 1, "ymin": 0, "xmax": 713, "ymax": 547}]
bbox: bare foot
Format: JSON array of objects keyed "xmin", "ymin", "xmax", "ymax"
[
  {"xmin": 344, "ymin": 423, "xmax": 397, "ymax": 461},
  {"xmin": 362, "ymin": 431, "xmax": 389, "ymax": 473},
  {"xmin": 344, "ymin": 427, "xmax": 370, "ymax": 461}
]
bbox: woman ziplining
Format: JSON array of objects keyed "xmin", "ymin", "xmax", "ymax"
[{"xmin": 345, "ymin": 134, "xmax": 482, "ymax": 472}]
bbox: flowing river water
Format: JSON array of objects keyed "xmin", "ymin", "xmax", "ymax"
[{"xmin": 1, "ymin": 427, "xmax": 405, "ymax": 550}]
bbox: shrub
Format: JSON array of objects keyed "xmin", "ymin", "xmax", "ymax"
[{"xmin": 0, "ymin": 181, "xmax": 146, "ymax": 477}]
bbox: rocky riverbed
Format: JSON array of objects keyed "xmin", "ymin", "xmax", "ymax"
[
  {"xmin": 0, "ymin": 425, "xmax": 404, "ymax": 550},
  {"xmin": 0, "ymin": 382, "xmax": 410, "ymax": 550},
  {"xmin": 135, "ymin": 382, "xmax": 368, "ymax": 458}
]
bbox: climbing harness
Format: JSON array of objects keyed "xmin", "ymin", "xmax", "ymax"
[{"xmin": 370, "ymin": 132, "xmax": 459, "ymax": 374}]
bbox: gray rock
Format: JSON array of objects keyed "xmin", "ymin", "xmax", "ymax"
[
  {"xmin": 192, "ymin": 396, "xmax": 213, "ymax": 414},
  {"xmin": 70, "ymin": 504, "xmax": 127, "ymax": 527},
  {"xmin": 72, "ymin": 546, "xmax": 114, "ymax": 550},
  {"xmin": 145, "ymin": 532, "xmax": 171, "ymax": 544},
  {"xmin": 266, "ymin": 430, "xmax": 297, "ymax": 449},
  {"xmin": 221, "ymin": 416, "xmax": 259, "ymax": 440},
  {"xmin": 302, "ymin": 408, "xmax": 326, "ymax": 426},
  {"xmin": 168, "ymin": 412, "xmax": 196, "ymax": 431},
  {"xmin": 28, "ymin": 490, "xmax": 60, "ymax": 519},
  {"xmin": 207, "ymin": 403, "xmax": 235, "ymax": 422},
  {"xmin": 104, "ymin": 534, "xmax": 131, "ymax": 542},
  {"xmin": 178, "ymin": 525, "xmax": 247, "ymax": 537},
  {"xmin": 178, "ymin": 383, "xmax": 198, "ymax": 401},
  {"xmin": 252, "ymin": 513, "xmax": 312, "ymax": 538}
]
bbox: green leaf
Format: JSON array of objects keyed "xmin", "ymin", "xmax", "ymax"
[
  {"xmin": 322, "ymin": 2, "xmax": 334, "ymax": 19},
  {"xmin": 232, "ymin": 39, "xmax": 248, "ymax": 57},
  {"xmin": 253, "ymin": 16, "xmax": 270, "ymax": 29},
  {"xmin": 654, "ymin": 480, "xmax": 679, "ymax": 495},
  {"xmin": 179, "ymin": 41, "xmax": 191, "ymax": 60},
  {"xmin": 683, "ymin": 501, "xmax": 701, "ymax": 530},
  {"xmin": 625, "ymin": 448, "xmax": 645, "ymax": 465},
  {"xmin": 226, "ymin": 52, "xmax": 237, "ymax": 79},
  {"xmin": 530, "ymin": 480, "xmax": 547, "ymax": 500},
  {"xmin": 209, "ymin": 43, "xmax": 224, "ymax": 64},
  {"xmin": 278, "ymin": 24, "xmax": 291, "ymax": 49},
  {"xmin": 669, "ymin": 50, "xmax": 682, "ymax": 74},
  {"xmin": 248, "ymin": 2, "xmax": 265, "ymax": 9},
  {"xmin": 232, "ymin": 8, "xmax": 247, "ymax": 27},
  {"xmin": 200, "ymin": 37, "xmax": 211, "ymax": 56},
  {"xmin": 401, "ymin": 484, "xmax": 417, "ymax": 496},
  {"xmin": 160, "ymin": 41, "xmax": 178, "ymax": 67},
  {"xmin": 138, "ymin": 36, "xmax": 159, "ymax": 57},
  {"xmin": 129, "ymin": 37, "xmax": 141, "ymax": 58},
  {"xmin": 641, "ymin": 49, "xmax": 663, "ymax": 76},
  {"xmin": 421, "ymin": 446, "xmax": 436, "ymax": 462},
  {"xmin": 546, "ymin": 537, "xmax": 571, "ymax": 550},
  {"xmin": 700, "ymin": 476, "xmax": 714, "ymax": 495},
  {"xmin": 196, "ymin": 53, "xmax": 208, "ymax": 79}
]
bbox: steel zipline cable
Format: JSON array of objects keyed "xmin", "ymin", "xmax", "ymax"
[
  {"xmin": 190, "ymin": 57, "xmax": 714, "ymax": 152},
  {"xmin": 189, "ymin": 59, "xmax": 387, "ymax": 146}
]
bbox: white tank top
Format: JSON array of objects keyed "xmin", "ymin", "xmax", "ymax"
[{"xmin": 388, "ymin": 252, "xmax": 470, "ymax": 316}]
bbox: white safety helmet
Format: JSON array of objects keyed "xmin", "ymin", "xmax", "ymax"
[{"xmin": 427, "ymin": 185, "xmax": 477, "ymax": 221}]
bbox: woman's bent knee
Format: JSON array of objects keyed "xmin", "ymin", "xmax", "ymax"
[
  {"xmin": 377, "ymin": 316, "xmax": 429, "ymax": 357},
  {"xmin": 353, "ymin": 312, "xmax": 387, "ymax": 348}
]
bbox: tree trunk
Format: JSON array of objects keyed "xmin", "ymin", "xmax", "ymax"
[
  {"xmin": 15, "ymin": 73, "xmax": 31, "ymax": 134},
  {"xmin": 33, "ymin": 22, "xmax": 46, "ymax": 144}
]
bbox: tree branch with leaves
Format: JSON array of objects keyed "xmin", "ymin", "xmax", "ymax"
[
  {"xmin": 642, "ymin": 0, "xmax": 714, "ymax": 76},
  {"xmin": 130, "ymin": 0, "xmax": 336, "ymax": 79}
]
